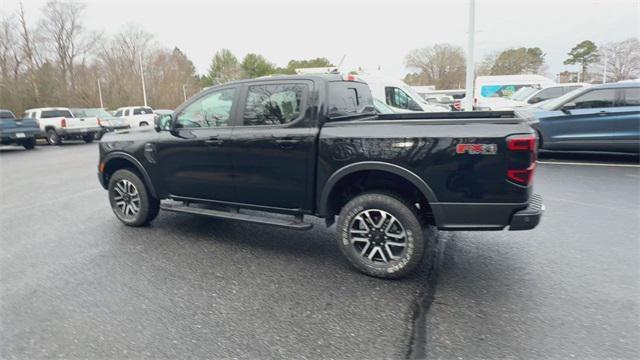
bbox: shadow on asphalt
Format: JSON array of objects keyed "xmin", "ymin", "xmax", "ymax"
[
  {"xmin": 0, "ymin": 141, "xmax": 92, "ymax": 154},
  {"xmin": 538, "ymin": 150, "xmax": 639, "ymax": 164}
]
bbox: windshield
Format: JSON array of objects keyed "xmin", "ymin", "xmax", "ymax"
[
  {"xmin": 539, "ymin": 87, "xmax": 589, "ymax": 110},
  {"xmin": 510, "ymin": 87, "xmax": 537, "ymax": 101},
  {"xmin": 82, "ymin": 108, "xmax": 112, "ymax": 117}
]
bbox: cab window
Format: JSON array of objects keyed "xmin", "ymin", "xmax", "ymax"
[
  {"xmin": 242, "ymin": 84, "xmax": 306, "ymax": 126},
  {"xmin": 385, "ymin": 87, "xmax": 412, "ymax": 109},
  {"xmin": 176, "ymin": 88, "xmax": 236, "ymax": 128}
]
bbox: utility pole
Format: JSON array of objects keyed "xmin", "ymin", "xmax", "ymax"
[
  {"xmin": 464, "ymin": 0, "xmax": 475, "ymax": 111},
  {"xmin": 183, "ymin": 84, "xmax": 187, "ymax": 102},
  {"xmin": 97, "ymin": 79, "xmax": 104, "ymax": 108},
  {"xmin": 602, "ymin": 51, "xmax": 608, "ymax": 84},
  {"xmin": 139, "ymin": 53, "xmax": 147, "ymax": 106}
]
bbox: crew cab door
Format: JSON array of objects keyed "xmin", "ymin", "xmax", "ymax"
[
  {"xmin": 229, "ymin": 81, "xmax": 316, "ymax": 211},
  {"xmin": 156, "ymin": 86, "xmax": 239, "ymax": 201}
]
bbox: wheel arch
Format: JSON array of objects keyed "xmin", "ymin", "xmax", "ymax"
[
  {"xmin": 318, "ymin": 161, "xmax": 443, "ymax": 225},
  {"xmin": 101, "ymin": 152, "xmax": 158, "ymax": 198}
]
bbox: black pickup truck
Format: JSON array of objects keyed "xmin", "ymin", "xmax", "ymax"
[{"xmin": 97, "ymin": 75, "xmax": 543, "ymax": 278}]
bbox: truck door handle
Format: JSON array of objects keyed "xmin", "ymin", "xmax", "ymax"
[
  {"xmin": 204, "ymin": 136, "xmax": 224, "ymax": 145},
  {"xmin": 275, "ymin": 138, "xmax": 300, "ymax": 148}
]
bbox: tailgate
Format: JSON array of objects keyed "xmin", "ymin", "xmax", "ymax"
[
  {"xmin": 67, "ymin": 115, "xmax": 99, "ymax": 130},
  {"xmin": 0, "ymin": 118, "xmax": 40, "ymax": 134}
]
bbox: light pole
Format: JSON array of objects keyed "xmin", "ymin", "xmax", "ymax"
[
  {"xmin": 183, "ymin": 84, "xmax": 187, "ymax": 102},
  {"xmin": 139, "ymin": 53, "xmax": 147, "ymax": 106},
  {"xmin": 464, "ymin": 0, "xmax": 476, "ymax": 111},
  {"xmin": 602, "ymin": 51, "xmax": 608, "ymax": 84},
  {"xmin": 97, "ymin": 79, "xmax": 104, "ymax": 108}
]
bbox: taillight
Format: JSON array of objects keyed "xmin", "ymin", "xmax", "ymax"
[
  {"xmin": 506, "ymin": 134, "xmax": 537, "ymax": 186},
  {"xmin": 453, "ymin": 100, "xmax": 461, "ymax": 110},
  {"xmin": 60, "ymin": 118, "xmax": 67, "ymax": 128}
]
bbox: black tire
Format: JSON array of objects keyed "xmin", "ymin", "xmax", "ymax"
[
  {"xmin": 22, "ymin": 137, "xmax": 36, "ymax": 149},
  {"xmin": 46, "ymin": 129, "xmax": 61, "ymax": 145},
  {"xmin": 337, "ymin": 192, "xmax": 426, "ymax": 279},
  {"xmin": 83, "ymin": 134, "xmax": 94, "ymax": 143},
  {"xmin": 108, "ymin": 169, "xmax": 160, "ymax": 227}
]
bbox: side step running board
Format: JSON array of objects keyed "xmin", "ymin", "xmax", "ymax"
[{"xmin": 160, "ymin": 203, "xmax": 313, "ymax": 231}]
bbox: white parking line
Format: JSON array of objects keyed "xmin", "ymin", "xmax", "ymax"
[{"xmin": 538, "ymin": 161, "xmax": 640, "ymax": 168}]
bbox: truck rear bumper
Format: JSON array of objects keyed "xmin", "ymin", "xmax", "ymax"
[
  {"xmin": 508, "ymin": 194, "xmax": 544, "ymax": 231},
  {"xmin": 58, "ymin": 127, "xmax": 100, "ymax": 137}
]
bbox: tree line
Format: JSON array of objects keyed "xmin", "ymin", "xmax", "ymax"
[
  {"xmin": 404, "ymin": 38, "xmax": 640, "ymax": 89},
  {"xmin": 1, "ymin": 1, "xmax": 638, "ymax": 115}
]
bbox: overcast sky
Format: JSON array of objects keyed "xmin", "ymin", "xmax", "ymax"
[{"xmin": 3, "ymin": 0, "xmax": 639, "ymax": 79}]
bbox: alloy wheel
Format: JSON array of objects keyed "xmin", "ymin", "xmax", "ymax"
[
  {"xmin": 113, "ymin": 179, "xmax": 141, "ymax": 218},
  {"xmin": 349, "ymin": 209, "xmax": 407, "ymax": 264}
]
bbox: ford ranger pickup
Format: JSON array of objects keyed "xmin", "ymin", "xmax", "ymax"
[{"xmin": 97, "ymin": 75, "xmax": 544, "ymax": 278}]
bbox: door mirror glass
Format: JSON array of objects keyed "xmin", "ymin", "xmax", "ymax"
[{"xmin": 154, "ymin": 114, "xmax": 172, "ymax": 132}]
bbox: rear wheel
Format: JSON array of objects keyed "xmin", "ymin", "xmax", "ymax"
[
  {"xmin": 108, "ymin": 169, "xmax": 160, "ymax": 226},
  {"xmin": 83, "ymin": 134, "xmax": 94, "ymax": 143},
  {"xmin": 46, "ymin": 129, "xmax": 61, "ymax": 145},
  {"xmin": 139, "ymin": 121, "xmax": 149, "ymax": 127},
  {"xmin": 336, "ymin": 192, "xmax": 426, "ymax": 279},
  {"xmin": 22, "ymin": 137, "xmax": 36, "ymax": 150}
]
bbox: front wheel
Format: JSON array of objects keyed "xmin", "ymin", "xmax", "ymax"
[
  {"xmin": 337, "ymin": 192, "xmax": 426, "ymax": 279},
  {"xmin": 108, "ymin": 169, "xmax": 160, "ymax": 226}
]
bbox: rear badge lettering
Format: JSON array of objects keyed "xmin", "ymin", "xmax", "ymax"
[{"xmin": 456, "ymin": 143, "xmax": 498, "ymax": 155}]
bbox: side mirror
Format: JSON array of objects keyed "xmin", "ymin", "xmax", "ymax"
[
  {"xmin": 528, "ymin": 97, "xmax": 541, "ymax": 104},
  {"xmin": 407, "ymin": 99, "xmax": 423, "ymax": 111},
  {"xmin": 154, "ymin": 114, "xmax": 172, "ymax": 132},
  {"xmin": 560, "ymin": 102, "xmax": 576, "ymax": 113}
]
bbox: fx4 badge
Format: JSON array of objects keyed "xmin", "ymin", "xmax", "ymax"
[{"xmin": 456, "ymin": 143, "xmax": 498, "ymax": 155}]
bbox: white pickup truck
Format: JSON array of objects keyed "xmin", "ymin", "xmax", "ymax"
[
  {"xmin": 114, "ymin": 106, "xmax": 156, "ymax": 128},
  {"xmin": 23, "ymin": 107, "xmax": 100, "ymax": 145}
]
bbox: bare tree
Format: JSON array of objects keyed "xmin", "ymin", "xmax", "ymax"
[
  {"xmin": 594, "ymin": 38, "xmax": 640, "ymax": 82},
  {"xmin": 405, "ymin": 43, "xmax": 466, "ymax": 89},
  {"xmin": 18, "ymin": 3, "xmax": 41, "ymax": 103},
  {"xmin": 39, "ymin": 0, "xmax": 96, "ymax": 94}
]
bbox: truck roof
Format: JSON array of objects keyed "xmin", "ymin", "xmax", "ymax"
[{"xmin": 24, "ymin": 107, "xmax": 71, "ymax": 112}]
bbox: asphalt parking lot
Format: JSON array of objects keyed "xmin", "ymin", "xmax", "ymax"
[{"xmin": 1, "ymin": 143, "xmax": 639, "ymax": 359}]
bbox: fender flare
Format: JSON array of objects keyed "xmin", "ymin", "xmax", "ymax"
[
  {"xmin": 101, "ymin": 152, "xmax": 158, "ymax": 198},
  {"xmin": 318, "ymin": 161, "xmax": 443, "ymax": 224}
]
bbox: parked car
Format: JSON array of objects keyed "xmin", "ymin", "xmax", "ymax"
[
  {"xmin": 71, "ymin": 108, "xmax": 130, "ymax": 140},
  {"xmin": 517, "ymin": 83, "xmax": 640, "ymax": 153},
  {"xmin": 0, "ymin": 109, "xmax": 41, "ymax": 149},
  {"xmin": 114, "ymin": 106, "xmax": 155, "ymax": 128},
  {"xmin": 356, "ymin": 74, "xmax": 449, "ymax": 112},
  {"xmin": 154, "ymin": 109, "xmax": 173, "ymax": 116},
  {"xmin": 23, "ymin": 107, "xmax": 100, "ymax": 145},
  {"xmin": 468, "ymin": 75, "xmax": 556, "ymax": 110},
  {"xmin": 97, "ymin": 75, "xmax": 543, "ymax": 279},
  {"xmin": 507, "ymin": 83, "xmax": 589, "ymax": 107}
]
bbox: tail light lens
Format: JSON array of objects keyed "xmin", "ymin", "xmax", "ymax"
[
  {"xmin": 60, "ymin": 118, "xmax": 67, "ymax": 128},
  {"xmin": 506, "ymin": 134, "xmax": 537, "ymax": 186}
]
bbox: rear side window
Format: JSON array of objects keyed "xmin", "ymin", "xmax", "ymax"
[
  {"xmin": 571, "ymin": 89, "xmax": 618, "ymax": 109},
  {"xmin": 41, "ymin": 110, "xmax": 73, "ymax": 118},
  {"xmin": 243, "ymin": 84, "xmax": 307, "ymax": 126},
  {"xmin": 328, "ymin": 81, "xmax": 374, "ymax": 118},
  {"xmin": 620, "ymin": 88, "xmax": 640, "ymax": 106}
]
